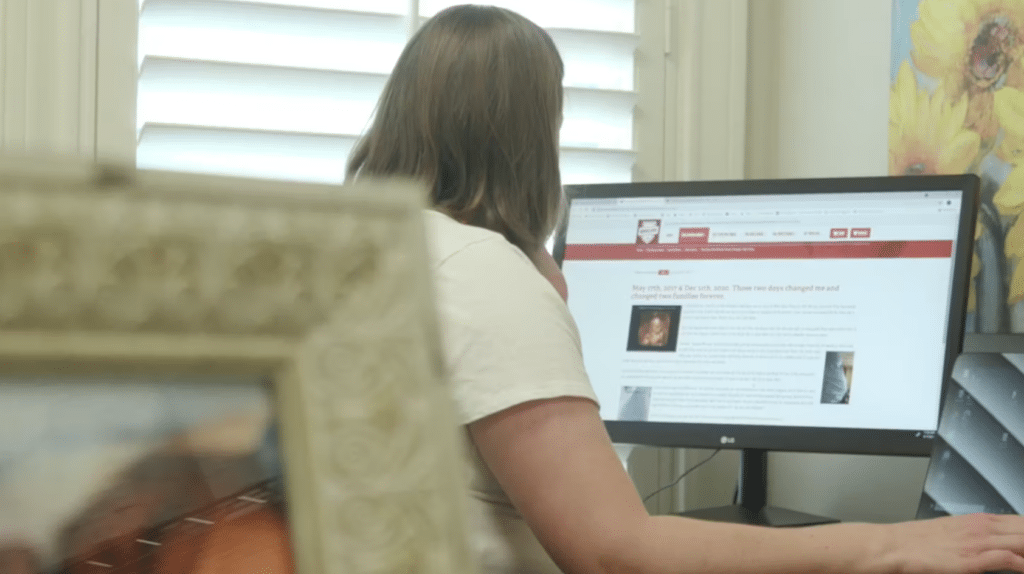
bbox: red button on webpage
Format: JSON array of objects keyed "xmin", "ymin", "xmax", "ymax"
[
  {"xmin": 830, "ymin": 228, "xmax": 849, "ymax": 239},
  {"xmin": 851, "ymin": 228, "xmax": 871, "ymax": 238},
  {"xmin": 678, "ymin": 227, "xmax": 710, "ymax": 243}
]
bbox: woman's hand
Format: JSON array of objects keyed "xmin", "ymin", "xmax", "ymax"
[
  {"xmin": 530, "ymin": 247, "xmax": 568, "ymax": 302},
  {"xmin": 875, "ymin": 513, "xmax": 1024, "ymax": 574}
]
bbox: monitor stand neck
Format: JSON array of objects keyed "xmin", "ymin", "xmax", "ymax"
[{"xmin": 675, "ymin": 448, "xmax": 840, "ymax": 527}]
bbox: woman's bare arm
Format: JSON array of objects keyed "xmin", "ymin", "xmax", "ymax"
[{"xmin": 469, "ymin": 397, "xmax": 1024, "ymax": 574}]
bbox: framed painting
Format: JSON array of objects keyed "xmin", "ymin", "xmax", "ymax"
[
  {"xmin": 891, "ymin": 0, "xmax": 1024, "ymax": 350},
  {"xmin": 0, "ymin": 156, "xmax": 476, "ymax": 574}
]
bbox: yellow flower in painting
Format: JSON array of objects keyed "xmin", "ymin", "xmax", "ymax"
[
  {"xmin": 911, "ymin": 0, "xmax": 1024, "ymax": 143},
  {"xmin": 889, "ymin": 62, "xmax": 981, "ymax": 175},
  {"xmin": 994, "ymin": 158, "xmax": 1024, "ymax": 214},
  {"xmin": 993, "ymin": 86, "xmax": 1024, "ymax": 163}
]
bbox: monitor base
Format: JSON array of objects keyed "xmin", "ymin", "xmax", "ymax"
[{"xmin": 676, "ymin": 505, "xmax": 839, "ymax": 527}]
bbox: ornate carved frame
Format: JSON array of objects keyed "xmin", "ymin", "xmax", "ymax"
[{"xmin": 0, "ymin": 157, "xmax": 476, "ymax": 574}]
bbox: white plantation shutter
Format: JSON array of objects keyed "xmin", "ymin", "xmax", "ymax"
[{"xmin": 136, "ymin": 0, "xmax": 638, "ymax": 186}]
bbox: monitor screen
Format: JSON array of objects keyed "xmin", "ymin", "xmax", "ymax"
[
  {"xmin": 552, "ymin": 176, "xmax": 979, "ymax": 455},
  {"xmin": 917, "ymin": 353, "xmax": 1024, "ymax": 518}
]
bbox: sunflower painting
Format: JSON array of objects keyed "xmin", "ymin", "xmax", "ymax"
[{"xmin": 892, "ymin": 0, "xmax": 1024, "ymax": 333}]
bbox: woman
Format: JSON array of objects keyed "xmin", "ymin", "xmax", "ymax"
[{"xmin": 347, "ymin": 5, "xmax": 1024, "ymax": 574}]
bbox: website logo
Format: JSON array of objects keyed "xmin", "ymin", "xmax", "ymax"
[{"xmin": 636, "ymin": 219, "xmax": 661, "ymax": 244}]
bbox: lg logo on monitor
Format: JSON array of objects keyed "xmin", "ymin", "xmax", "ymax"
[{"xmin": 720, "ymin": 436, "xmax": 736, "ymax": 444}]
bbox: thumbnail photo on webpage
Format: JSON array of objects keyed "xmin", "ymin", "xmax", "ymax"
[{"xmin": 625, "ymin": 305, "xmax": 682, "ymax": 352}]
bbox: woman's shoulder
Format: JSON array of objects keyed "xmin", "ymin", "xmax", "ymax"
[
  {"xmin": 422, "ymin": 210, "xmax": 566, "ymax": 316},
  {"xmin": 423, "ymin": 209, "xmax": 531, "ymax": 269}
]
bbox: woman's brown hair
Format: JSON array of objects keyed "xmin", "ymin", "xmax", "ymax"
[{"xmin": 346, "ymin": 5, "xmax": 565, "ymax": 256}]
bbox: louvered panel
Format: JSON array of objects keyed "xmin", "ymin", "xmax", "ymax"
[
  {"xmin": 419, "ymin": 0, "xmax": 634, "ymax": 33},
  {"xmin": 138, "ymin": 60, "xmax": 636, "ymax": 155},
  {"xmin": 550, "ymin": 28, "xmax": 638, "ymax": 92},
  {"xmin": 138, "ymin": 125, "xmax": 636, "ymax": 187},
  {"xmin": 139, "ymin": 0, "xmax": 407, "ymax": 74},
  {"xmin": 562, "ymin": 88, "xmax": 636, "ymax": 150},
  {"xmin": 137, "ymin": 124, "xmax": 357, "ymax": 182},
  {"xmin": 196, "ymin": 0, "xmax": 407, "ymax": 12},
  {"xmin": 561, "ymin": 147, "xmax": 635, "ymax": 185},
  {"xmin": 137, "ymin": 57, "xmax": 385, "ymax": 135},
  {"xmin": 136, "ymin": 0, "xmax": 639, "ymax": 185}
]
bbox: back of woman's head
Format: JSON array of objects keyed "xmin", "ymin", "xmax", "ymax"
[{"xmin": 346, "ymin": 5, "xmax": 564, "ymax": 255}]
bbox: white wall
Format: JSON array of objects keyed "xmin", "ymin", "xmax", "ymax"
[
  {"xmin": 748, "ymin": 0, "xmax": 891, "ymax": 180},
  {"xmin": 742, "ymin": 0, "xmax": 931, "ymax": 523}
]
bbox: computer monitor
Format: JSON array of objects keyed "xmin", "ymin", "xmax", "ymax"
[
  {"xmin": 551, "ymin": 175, "xmax": 980, "ymax": 525},
  {"xmin": 917, "ymin": 352, "xmax": 1024, "ymax": 519}
]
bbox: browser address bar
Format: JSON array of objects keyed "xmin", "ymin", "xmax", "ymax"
[
  {"xmin": 586, "ymin": 203, "xmax": 937, "ymax": 213},
  {"xmin": 582, "ymin": 208, "xmax": 945, "ymax": 217}
]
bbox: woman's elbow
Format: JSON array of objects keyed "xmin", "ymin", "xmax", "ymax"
[{"xmin": 555, "ymin": 517, "xmax": 655, "ymax": 574}]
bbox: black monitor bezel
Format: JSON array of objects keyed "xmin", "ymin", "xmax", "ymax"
[
  {"xmin": 551, "ymin": 174, "xmax": 980, "ymax": 456},
  {"xmin": 963, "ymin": 334, "xmax": 1024, "ymax": 353}
]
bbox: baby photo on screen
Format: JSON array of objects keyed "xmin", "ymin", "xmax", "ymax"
[
  {"xmin": 618, "ymin": 386, "xmax": 653, "ymax": 421},
  {"xmin": 626, "ymin": 305, "xmax": 681, "ymax": 352},
  {"xmin": 636, "ymin": 219, "xmax": 661, "ymax": 244},
  {"xmin": 820, "ymin": 351, "xmax": 854, "ymax": 404}
]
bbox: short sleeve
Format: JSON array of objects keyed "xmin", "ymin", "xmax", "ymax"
[{"xmin": 432, "ymin": 237, "xmax": 598, "ymax": 424}]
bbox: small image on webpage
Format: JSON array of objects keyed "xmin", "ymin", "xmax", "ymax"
[
  {"xmin": 820, "ymin": 351, "xmax": 855, "ymax": 404},
  {"xmin": 636, "ymin": 219, "xmax": 661, "ymax": 244},
  {"xmin": 618, "ymin": 386, "xmax": 653, "ymax": 421},
  {"xmin": 626, "ymin": 305, "xmax": 682, "ymax": 352}
]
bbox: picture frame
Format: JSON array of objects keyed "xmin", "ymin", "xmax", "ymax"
[
  {"xmin": 891, "ymin": 0, "xmax": 1024, "ymax": 351},
  {"xmin": 0, "ymin": 155, "xmax": 477, "ymax": 574}
]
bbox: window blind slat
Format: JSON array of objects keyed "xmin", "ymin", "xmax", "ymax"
[
  {"xmin": 166, "ymin": 0, "xmax": 409, "ymax": 14},
  {"xmin": 561, "ymin": 148, "xmax": 635, "ymax": 185},
  {"xmin": 138, "ymin": 124, "xmax": 356, "ymax": 183},
  {"xmin": 140, "ymin": 0, "xmax": 407, "ymax": 73},
  {"xmin": 137, "ymin": 57, "xmax": 385, "ymax": 134},
  {"xmin": 562, "ymin": 88, "xmax": 636, "ymax": 150},
  {"xmin": 549, "ymin": 29, "xmax": 638, "ymax": 92},
  {"xmin": 419, "ymin": 0, "xmax": 634, "ymax": 33},
  {"xmin": 138, "ymin": 125, "xmax": 634, "ymax": 186},
  {"xmin": 138, "ymin": 60, "xmax": 637, "ymax": 149},
  {"xmin": 141, "ymin": 0, "xmax": 405, "ymax": 20}
]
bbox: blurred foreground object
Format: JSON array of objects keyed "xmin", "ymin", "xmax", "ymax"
[{"xmin": 0, "ymin": 154, "xmax": 477, "ymax": 574}]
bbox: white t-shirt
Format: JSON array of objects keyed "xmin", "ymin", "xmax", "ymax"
[{"xmin": 424, "ymin": 210, "xmax": 599, "ymax": 574}]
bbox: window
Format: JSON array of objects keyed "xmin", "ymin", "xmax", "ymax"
[{"xmin": 135, "ymin": 0, "xmax": 641, "ymax": 186}]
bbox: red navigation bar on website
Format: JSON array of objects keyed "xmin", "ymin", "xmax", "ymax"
[{"xmin": 563, "ymin": 240, "xmax": 952, "ymax": 261}]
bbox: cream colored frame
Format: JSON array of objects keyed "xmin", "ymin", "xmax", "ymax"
[{"xmin": 0, "ymin": 156, "xmax": 476, "ymax": 574}]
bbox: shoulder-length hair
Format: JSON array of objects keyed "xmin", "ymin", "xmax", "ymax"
[{"xmin": 346, "ymin": 5, "xmax": 565, "ymax": 256}]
